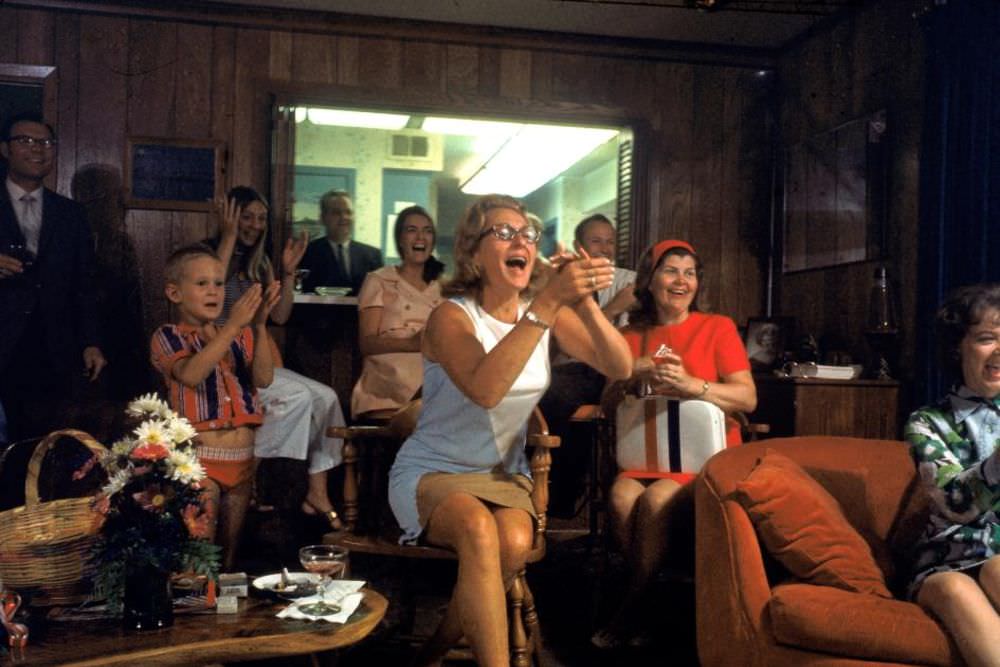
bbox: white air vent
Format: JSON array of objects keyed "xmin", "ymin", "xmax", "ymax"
[
  {"xmin": 385, "ymin": 131, "xmax": 443, "ymax": 170},
  {"xmin": 391, "ymin": 133, "xmax": 429, "ymax": 158}
]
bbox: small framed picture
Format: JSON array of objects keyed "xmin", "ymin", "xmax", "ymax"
[
  {"xmin": 124, "ymin": 136, "xmax": 224, "ymax": 211},
  {"xmin": 744, "ymin": 317, "xmax": 793, "ymax": 372}
]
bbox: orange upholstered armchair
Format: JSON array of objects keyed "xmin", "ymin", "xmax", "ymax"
[{"xmin": 695, "ymin": 436, "xmax": 964, "ymax": 667}]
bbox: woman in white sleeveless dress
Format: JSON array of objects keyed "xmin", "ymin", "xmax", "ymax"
[{"xmin": 388, "ymin": 194, "xmax": 633, "ymax": 666}]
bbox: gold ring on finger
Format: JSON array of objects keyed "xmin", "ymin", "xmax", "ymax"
[{"xmin": 590, "ymin": 275, "xmax": 597, "ymax": 288}]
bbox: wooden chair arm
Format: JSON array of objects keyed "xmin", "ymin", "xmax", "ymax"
[
  {"xmin": 527, "ymin": 419, "xmax": 559, "ymax": 548},
  {"xmin": 526, "ymin": 433, "xmax": 560, "ymax": 449},
  {"xmin": 734, "ymin": 412, "xmax": 770, "ymax": 442}
]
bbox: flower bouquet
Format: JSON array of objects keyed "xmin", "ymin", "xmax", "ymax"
[{"xmin": 79, "ymin": 394, "xmax": 220, "ymax": 627}]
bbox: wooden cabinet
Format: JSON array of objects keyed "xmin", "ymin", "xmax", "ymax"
[{"xmin": 750, "ymin": 375, "xmax": 900, "ymax": 440}]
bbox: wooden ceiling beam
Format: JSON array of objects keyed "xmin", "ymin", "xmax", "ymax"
[{"xmin": 11, "ymin": 0, "xmax": 778, "ymax": 69}]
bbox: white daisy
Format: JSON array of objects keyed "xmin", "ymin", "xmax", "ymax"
[
  {"xmin": 102, "ymin": 467, "xmax": 132, "ymax": 497},
  {"xmin": 165, "ymin": 416, "xmax": 197, "ymax": 445},
  {"xmin": 167, "ymin": 450, "xmax": 206, "ymax": 483},
  {"xmin": 111, "ymin": 437, "xmax": 135, "ymax": 457},
  {"xmin": 126, "ymin": 393, "xmax": 170, "ymax": 418},
  {"xmin": 134, "ymin": 419, "xmax": 173, "ymax": 449}
]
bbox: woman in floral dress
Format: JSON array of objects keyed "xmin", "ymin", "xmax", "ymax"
[{"xmin": 905, "ymin": 283, "xmax": 1000, "ymax": 667}]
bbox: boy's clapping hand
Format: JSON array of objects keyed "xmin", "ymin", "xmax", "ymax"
[{"xmin": 254, "ymin": 281, "xmax": 282, "ymax": 325}]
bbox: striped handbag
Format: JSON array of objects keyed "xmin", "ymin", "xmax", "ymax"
[{"xmin": 614, "ymin": 395, "xmax": 727, "ymax": 481}]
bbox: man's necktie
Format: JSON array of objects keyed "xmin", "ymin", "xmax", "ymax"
[
  {"xmin": 19, "ymin": 194, "xmax": 41, "ymax": 256},
  {"xmin": 336, "ymin": 243, "xmax": 349, "ymax": 284}
]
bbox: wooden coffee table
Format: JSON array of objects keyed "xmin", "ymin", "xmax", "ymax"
[{"xmin": 3, "ymin": 589, "xmax": 387, "ymax": 666}]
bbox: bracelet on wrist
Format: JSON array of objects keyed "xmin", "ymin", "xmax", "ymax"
[
  {"xmin": 521, "ymin": 309, "xmax": 551, "ymax": 331},
  {"xmin": 693, "ymin": 380, "xmax": 710, "ymax": 398}
]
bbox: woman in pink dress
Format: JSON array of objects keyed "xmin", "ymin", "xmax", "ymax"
[{"xmin": 351, "ymin": 206, "xmax": 446, "ymax": 419}]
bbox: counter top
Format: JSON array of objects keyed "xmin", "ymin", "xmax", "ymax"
[
  {"xmin": 293, "ymin": 293, "xmax": 358, "ymax": 306},
  {"xmin": 754, "ymin": 373, "xmax": 899, "ymax": 387}
]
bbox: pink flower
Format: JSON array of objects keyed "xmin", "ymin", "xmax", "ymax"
[
  {"xmin": 132, "ymin": 484, "xmax": 173, "ymax": 513},
  {"xmin": 182, "ymin": 502, "xmax": 212, "ymax": 539},
  {"xmin": 73, "ymin": 454, "xmax": 98, "ymax": 481},
  {"xmin": 92, "ymin": 495, "xmax": 111, "ymax": 515},
  {"xmin": 132, "ymin": 443, "xmax": 170, "ymax": 461}
]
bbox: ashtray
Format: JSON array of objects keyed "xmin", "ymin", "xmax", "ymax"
[{"xmin": 251, "ymin": 572, "xmax": 319, "ymax": 600}]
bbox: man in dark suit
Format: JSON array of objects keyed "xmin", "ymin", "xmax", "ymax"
[
  {"xmin": 300, "ymin": 189, "xmax": 383, "ymax": 294},
  {"xmin": 0, "ymin": 111, "xmax": 106, "ymax": 440}
]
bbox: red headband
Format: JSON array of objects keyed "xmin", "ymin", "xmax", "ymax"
[{"xmin": 651, "ymin": 239, "xmax": 697, "ymax": 268}]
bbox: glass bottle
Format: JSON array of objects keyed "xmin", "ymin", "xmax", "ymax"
[{"xmin": 865, "ymin": 266, "xmax": 899, "ymax": 379}]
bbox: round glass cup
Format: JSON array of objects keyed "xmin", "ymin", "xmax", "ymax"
[
  {"xmin": 293, "ymin": 268, "xmax": 310, "ymax": 292},
  {"xmin": 297, "ymin": 544, "xmax": 349, "ymax": 616}
]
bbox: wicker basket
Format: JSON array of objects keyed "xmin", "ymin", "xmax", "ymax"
[{"xmin": 0, "ymin": 429, "xmax": 107, "ymax": 606}]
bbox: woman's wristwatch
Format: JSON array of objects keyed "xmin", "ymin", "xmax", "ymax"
[{"xmin": 693, "ymin": 380, "xmax": 710, "ymax": 398}]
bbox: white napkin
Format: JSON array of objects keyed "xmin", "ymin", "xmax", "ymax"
[{"xmin": 277, "ymin": 579, "xmax": 366, "ymax": 623}]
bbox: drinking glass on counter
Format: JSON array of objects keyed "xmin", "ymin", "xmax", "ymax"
[{"xmin": 293, "ymin": 268, "xmax": 310, "ymax": 292}]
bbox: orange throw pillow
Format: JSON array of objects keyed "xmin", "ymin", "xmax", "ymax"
[
  {"xmin": 769, "ymin": 583, "xmax": 957, "ymax": 665},
  {"xmin": 731, "ymin": 449, "xmax": 891, "ymax": 598}
]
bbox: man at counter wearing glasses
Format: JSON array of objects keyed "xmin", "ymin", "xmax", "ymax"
[
  {"xmin": 300, "ymin": 189, "xmax": 383, "ymax": 295},
  {"xmin": 0, "ymin": 111, "xmax": 106, "ymax": 440}
]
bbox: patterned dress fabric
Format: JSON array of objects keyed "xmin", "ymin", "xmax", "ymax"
[{"xmin": 904, "ymin": 386, "xmax": 1000, "ymax": 597}]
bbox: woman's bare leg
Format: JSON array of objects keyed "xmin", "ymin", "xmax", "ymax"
[
  {"xmin": 493, "ymin": 507, "xmax": 534, "ymax": 584},
  {"xmin": 303, "ymin": 469, "xmax": 334, "ymax": 513},
  {"xmin": 414, "ymin": 506, "xmax": 533, "ymax": 667},
  {"xmin": 630, "ymin": 478, "xmax": 682, "ymax": 587},
  {"xmin": 918, "ymin": 569, "xmax": 1000, "ymax": 667},
  {"xmin": 598, "ymin": 478, "xmax": 682, "ymax": 643},
  {"xmin": 607, "ymin": 475, "xmax": 645, "ymax": 556},
  {"xmin": 417, "ymin": 493, "xmax": 509, "ymax": 667},
  {"xmin": 980, "ymin": 555, "xmax": 1000, "ymax": 610}
]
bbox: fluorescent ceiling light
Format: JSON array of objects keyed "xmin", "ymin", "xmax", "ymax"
[
  {"xmin": 424, "ymin": 117, "xmax": 521, "ymax": 159},
  {"xmin": 299, "ymin": 107, "xmax": 410, "ymax": 130},
  {"xmin": 461, "ymin": 125, "xmax": 618, "ymax": 197},
  {"xmin": 422, "ymin": 117, "xmax": 521, "ymax": 137}
]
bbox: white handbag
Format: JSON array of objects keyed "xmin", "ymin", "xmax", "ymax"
[{"xmin": 615, "ymin": 395, "xmax": 727, "ymax": 475}]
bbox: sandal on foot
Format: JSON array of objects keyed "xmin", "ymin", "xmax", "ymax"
[{"xmin": 301, "ymin": 502, "xmax": 344, "ymax": 531}]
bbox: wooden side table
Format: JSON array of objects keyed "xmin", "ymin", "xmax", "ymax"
[{"xmin": 749, "ymin": 375, "xmax": 901, "ymax": 440}]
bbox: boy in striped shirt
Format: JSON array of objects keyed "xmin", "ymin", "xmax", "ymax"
[{"xmin": 151, "ymin": 244, "xmax": 280, "ymax": 570}]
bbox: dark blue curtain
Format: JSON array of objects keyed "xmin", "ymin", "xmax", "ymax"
[{"xmin": 916, "ymin": 0, "xmax": 1000, "ymax": 405}]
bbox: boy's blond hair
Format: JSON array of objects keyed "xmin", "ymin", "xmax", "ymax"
[{"xmin": 164, "ymin": 243, "xmax": 220, "ymax": 285}]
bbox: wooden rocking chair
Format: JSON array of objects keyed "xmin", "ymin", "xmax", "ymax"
[{"xmin": 325, "ymin": 400, "xmax": 559, "ymax": 666}]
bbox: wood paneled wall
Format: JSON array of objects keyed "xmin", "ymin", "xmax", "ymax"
[
  {"xmin": 3, "ymin": 3, "xmax": 773, "ymax": 369},
  {"xmin": 776, "ymin": 0, "xmax": 924, "ymax": 388}
]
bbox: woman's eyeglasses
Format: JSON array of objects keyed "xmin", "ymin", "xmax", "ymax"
[{"xmin": 481, "ymin": 223, "xmax": 540, "ymax": 245}]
